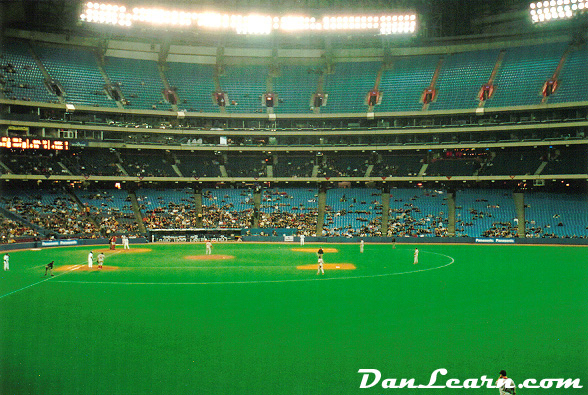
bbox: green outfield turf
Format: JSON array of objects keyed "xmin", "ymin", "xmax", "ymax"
[{"xmin": 0, "ymin": 242, "xmax": 586, "ymax": 395}]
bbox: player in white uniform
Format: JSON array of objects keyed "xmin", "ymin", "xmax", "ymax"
[
  {"xmin": 3, "ymin": 253, "xmax": 9, "ymax": 271},
  {"xmin": 496, "ymin": 370, "xmax": 516, "ymax": 395},
  {"xmin": 97, "ymin": 253, "xmax": 105, "ymax": 269},
  {"xmin": 88, "ymin": 251, "xmax": 93, "ymax": 268},
  {"xmin": 360, "ymin": 239, "xmax": 364, "ymax": 253},
  {"xmin": 413, "ymin": 248, "xmax": 419, "ymax": 264},
  {"xmin": 205, "ymin": 241, "xmax": 212, "ymax": 255},
  {"xmin": 299, "ymin": 234, "xmax": 305, "ymax": 246},
  {"xmin": 122, "ymin": 235, "xmax": 130, "ymax": 249},
  {"xmin": 317, "ymin": 257, "xmax": 324, "ymax": 275}
]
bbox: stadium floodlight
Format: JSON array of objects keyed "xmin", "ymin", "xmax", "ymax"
[
  {"xmin": 79, "ymin": 3, "xmax": 417, "ymax": 35},
  {"xmin": 530, "ymin": 0, "xmax": 588, "ymax": 22}
]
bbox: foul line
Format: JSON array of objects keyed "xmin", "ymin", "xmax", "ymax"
[
  {"xmin": 51, "ymin": 251, "xmax": 455, "ymax": 286},
  {"xmin": 0, "ymin": 264, "xmax": 82, "ymax": 300},
  {"xmin": 0, "ymin": 250, "xmax": 124, "ymax": 301}
]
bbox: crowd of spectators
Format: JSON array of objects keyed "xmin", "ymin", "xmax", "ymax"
[
  {"xmin": 0, "ymin": 215, "xmax": 38, "ymax": 243},
  {"xmin": 1, "ymin": 187, "xmax": 586, "ymax": 241},
  {"xmin": 2, "ymin": 192, "xmax": 97, "ymax": 237},
  {"xmin": 79, "ymin": 191, "xmax": 141, "ymax": 234}
]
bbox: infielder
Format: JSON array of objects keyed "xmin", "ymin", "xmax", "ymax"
[
  {"xmin": 122, "ymin": 235, "xmax": 130, "ymax": 250},
  {"xmin": 45, "ymin": 261, "xmax": 54, "ymax": 276},
  {"xmin": 3, "ymin": 253, "xmax": 9, "ymax": 271},
  {"xmin": 88, "ymin": 251, "xmax": 93, "ymax": 268},
  {"xmin": 413, "ymin": 248, "xmax": 419, "ymax": 265},
  {"xmin": 97, "ymin": 252, "xmax": 105, "ymax": 269},
  {"xmin": 205, "ymin": 241, "xmax": 212, "ymax": 255},
  {"xmin": 317, "ymin": 256, "xmax": 324, "ymax": 275}
]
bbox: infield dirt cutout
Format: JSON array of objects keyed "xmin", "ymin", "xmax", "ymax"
[
  {"xmin": 55, "ymin": 265, "xmax": 119, "ymax": 272},
  {"xmin": 297, "ymin": 263, "xmax": 356, "ymax": 270},
  {"xmin": 291, "ymin": 248, "xmax": 339, "ymax": 253},
  {"xmin": 184, "ymin": 255, "xmax": 235, "ymax": 260},
  {"xmin": 94, "ymin": 248, "xmax": 152, "ymax": 254}
]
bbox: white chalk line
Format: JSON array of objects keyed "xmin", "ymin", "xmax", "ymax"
[
  {"xmin": 0, "ymin": 264, "xmax": 82, "ymax": 300},
  {"xmin": 50, "ymin": 251, "xmax": 455, "ymax": 286},
  {"xmin": 1, "ymin": 250, "xmax": 124, "ymax": 300}
]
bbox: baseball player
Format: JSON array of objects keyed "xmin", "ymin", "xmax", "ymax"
[
  {"xmin": 97, "ymin": 252, "xmax": 105, "ymax": 269},
  {"xmin": 3, "ymin": 253, "xmax": 9, "ymax": 271},
  {"xmin": 45, "ymin": 261, "xmax": 54, "ymax": 276},
  {"xmin": 413, "ymin": 248, "xmax": 419, "ymax": 265},
  {"xmin": 360, "ymin": 239, "xmax": 364, "ymax": 253},
  {"xmin": 122, "ymin": 235, "xmax": 130, "ymax": 250},
  {"xmin": 299, "ymin": 234, "xmax": 305, "ymax": 246},
  {"xmin": 317, "ymin": 256, "xmax": 324, "ymax": 275},
  {"xmin": 205, "ymin": 241, "xmax": 212, "ymax": 255},
  {"xmin": 88, "ymin": 251, "xmax": 93, "ymax": 268}
]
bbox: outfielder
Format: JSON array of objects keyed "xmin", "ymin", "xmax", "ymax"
[
  {"xmin": 3, "ymin": 253, "xmax": 9, "ymax": 271},
  {"xmin": 205, "ymin": 241, "xmax": 212, "ymax": 255},
  {"xmin": 360, "ymin": 239, "xmax": 364, "ymax": 253},
  {"xmin": 413, "ymin": 248, "xmax": 419, "ymax": 265},
  {"xmin": 299, "ymin": 234, "xmax": 305, "ymax": 246}
]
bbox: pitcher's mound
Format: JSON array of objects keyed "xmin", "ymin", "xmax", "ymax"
[
  {"xmin": 118, "ymin": 248, "xmax": 152, "ymax": 253},
  {"xmin": 297, "ymin": 263, "xmax": 355, "ymax": 270},
  {"xmin": 185, "ymin": 255, "xmax": 235, "ymax": 261},
  {"xmin": 291, "ymin": 248, "xmax": 339, "ymax": 253}
]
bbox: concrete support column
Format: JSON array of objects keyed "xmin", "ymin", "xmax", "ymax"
[
  {"xmin": 513, "ymin": 192, "xmax": 525, "ymax": 238},
  {"xmin": 316, "ymin": 185, "xmax": 327, "ymax": 236},
  {"xmin": 381, "ymin": 187, "xmax": 390, "ymax": 236},
  {"xmin": 447, "ymin": 190, "xmax": 456, "ymax": 237}
]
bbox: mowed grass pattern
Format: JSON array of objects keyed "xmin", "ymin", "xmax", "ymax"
[{"xmin": 0, "ymin": 243, "xmax": 586, "ymax": 395}]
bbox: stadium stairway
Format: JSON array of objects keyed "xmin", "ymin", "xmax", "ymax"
[
  {"xmin": 128, "ymin": 190, "xmax": 147, "ymax": 234},
  {"xmin": 64, "ymin": 186, "xmax": 99, "ymax": 230}
]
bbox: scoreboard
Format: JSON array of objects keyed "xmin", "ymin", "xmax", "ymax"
[{"xmin": 0, "ymin": 137, "xmax": 69, "ymax": 150}]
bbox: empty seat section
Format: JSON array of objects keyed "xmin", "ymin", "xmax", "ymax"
[
  {"xmin": 428, "ymin": 49, "xmax": 499, "ymax": 111},
  {"xmin": 378, "ymin": 55, "xmax": 439, "ymax": 112},
  {"xmin": 324, "ymin": 188, "xmax": 380, "ymax": 236},
  {"xmin": 548, "ymin": 43, "xmax": 588, "ymax": 104},
  {"xmin": 225, "ymin": 154, "xmax": 266, "ymax": 177},
  {"xmin": 165, "ymin": 61, "xmax": 218, "ymax": 112},
  {"xmin": 274, "ymin": 155, "xmax": 314, "ymax": 177},
  {"xmin": 34, "ymin": 44, "xmax": 113, "ymax": 107},
  {"xmin": 321, "ymin": 61, "xmax": 380, "ymax": 113},
  {"xmin": 104, "ymin": 56, "xmax": 169, "ymax": 110},
  {"xmin": 455, "ymin": 189, "xmax": 516, "ymax": 237},
  {"xmin": 175, "ymin": 152, "xmax": 221, "ymax": 177},
  {"xmin": 371, "ymin": 153, "xmax": 423, "ymax": 177},
  {"xmin": 0, "ymin": 41, "xmax": 56, "ymax": 103},
  {"xmin": 273, "ymin": 64, "xmax": 320, "ymax": 114},
  {"xmin": 486, "ymin": 42, "xmax": 566, "ymax": 108},
  {"xmin": 525, "ymin": 192, "xmax": 588, "ymax": 238},
  {"xmin": 388, "ymin": 188, "xmax": 447, "ymax": 237},
  {"xmin": 220, "ymin": 64, "xmax": 268, "ymax": 114}
]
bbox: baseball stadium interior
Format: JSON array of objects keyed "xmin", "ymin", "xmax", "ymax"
[
  {"xmin": 2, "ymin": 2, "xmax": 588, "ymax": 395},
  {"xmin": 0, "ymin": 0, "xmax": 587, "ymax": 243}
]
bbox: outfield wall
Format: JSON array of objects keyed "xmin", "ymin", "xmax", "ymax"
[
  {"xmin": 0, "ymin": 237, "xmax": 148, "ymax": 252},
  {"xmin": 1, "ymin": 235, "xmax": 586, "ymax": 252}
]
